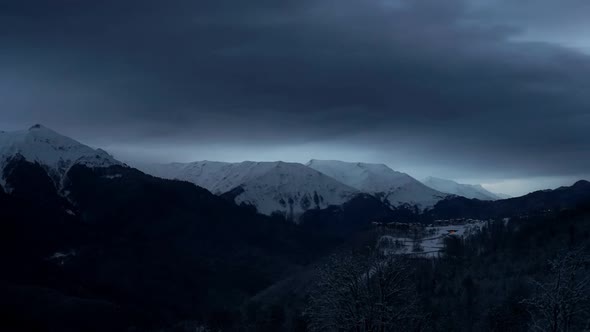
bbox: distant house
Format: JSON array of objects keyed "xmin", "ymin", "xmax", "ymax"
[{"xmin": 447, "ymin": 230, "xmax": 458, "ymax": 235}]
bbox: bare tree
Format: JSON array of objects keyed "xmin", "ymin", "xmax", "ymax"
[
  {"xmin": 521, "ymin": 247, "xmax": 590, "ymax": 332},
  {"xmin": 306, "ymin": 251, "xmax": 422, "ymax": 332},
  {"xmin": 412, "ymin": 240, "xmax": 424, "ymax": 253}
]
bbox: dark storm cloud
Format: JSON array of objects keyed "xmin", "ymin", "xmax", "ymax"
[{"xmin": 1, "ymin": 0, "xmax": 589, "ymax": 181}]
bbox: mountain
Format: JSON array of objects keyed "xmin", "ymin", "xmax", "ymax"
[
  {"xmin": 139, "ymin": 161, "xmax": 359, "ymax": 221},
  {"xmin": 0, "ymin": 125, "xmax": 339, "ymax": 331},
  {"xmin": 422, "ymin": 176, "xmax": 503, "ymax": 200},
  {"xmin": 138, "ymin": 160, "xmax": 234, "ymax": 193},
  {"xmin": 3, "ymin": 125, "xmax": 590, "ymax": 331},
  {"xmin": 306, "ymin": 159, "xmax": 448, "ymax": 210},
  {"xmin": 0, "ymin": 124, "xmax": 122, "ymax": 190},
  {"xmin": 300, "ymin": 193, "xmax": 422, "ymax": 235},
  {"xmin": 428, "ymin": 180, "xmax": 590, "ymax": 220},
  {"xmin": 494, "ymin": 192, "xmax": 512, "ymax": 199}
]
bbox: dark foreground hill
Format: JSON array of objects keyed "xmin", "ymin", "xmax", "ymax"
[
  {"xmin": 2, "ymin": 127, "xmax": 590, "ymax": 331},
  {"xmin": 427, "ymin": 180, "xmax": 590, "ymax": 220},
  {"xmin": 0, "ymin": 159, "xmax": 337, "ymax": 331}
]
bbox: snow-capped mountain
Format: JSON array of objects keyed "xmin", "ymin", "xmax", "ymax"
[
  {"xmin": 421, "ymin": 176, "xmax": 503, "ymax": 200},
  {"xmin": 140, "ymin": 160, "xmax": 289, "ymax": 195},
  {"xmin": 138, "ymin": 161, "xmax": 359, "ymax": 220},
  {"xmin": 0, "ymin": 124, "xmax": 122, "ymax": 189},
  {"xmin": 306, "ymin": 159, "xmax": 448, "ymax": 210}
]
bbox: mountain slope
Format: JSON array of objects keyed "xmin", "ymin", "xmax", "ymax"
[
  {"xmin": 494, "ymin": 192, "xmax": 512, "ymax": 199},
  {"xmin": 300, "ymin": 193, "xmax": 421, "ymax": 235},
  {"xmin": 428, "ymin": 180, "xmax": 590, "ymax": 219},
  {"xmin": 138, "ymin": 160, "xmax": 236, "ymax": 194},
  {"xmin": 0, "ymin": 126, "xmax": 339, "ymax": 330},
  {"xmin": 422, "ymin": 176, "xmax": 502, "ymax": 200},
  {"xmin": 139, "ymin": 161, "xmax": 359, "ymax": 220},
  {"xmin": 0, "ymin": 124, "xmax": 122, "ymax": 189},
  {"xmin": 306, "ymin": 159, "xmax": 448, "ymax": 210}
]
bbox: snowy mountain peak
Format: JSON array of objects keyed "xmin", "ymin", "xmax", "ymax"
[
  {"xmin": 29, "ymin": 123, "xmax": 56, "ymax": 132},
  {"xmin": 0, "ymin": 125, "xmax": 123, "ymax": 186},
  {"xmin": 306, "ymin": 160, "xmax": 413, "ymax": 191},
  {"xmin": 421, "ymin": 176, "xmax": 503, "ymax": 200},
  {"xmin": 138, "ymin": 160, "xmax": 359, "ymax": 220},
  {"xmin": 232, "ymin": 161, "xmax": 359, "ymax": 219},
  {"xmin": 306, "ymin": 159, "xmax": 447, "ymax": 210}
]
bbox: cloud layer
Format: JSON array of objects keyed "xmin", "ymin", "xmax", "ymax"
[{"xmin": 1, "ymin": 0, "xmax": 589, "ymax": 193}]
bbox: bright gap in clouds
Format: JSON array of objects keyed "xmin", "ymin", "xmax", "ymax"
[
  {"xmin": 481, "ymin": 176, "xmax": 587, "ymax": 197},
  {"xmin": 510, "ymin": 31, "xmax": 590, "ymax": 55}
]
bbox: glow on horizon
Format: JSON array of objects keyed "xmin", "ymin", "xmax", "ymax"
[
  {"xmin": 481, "ymin": 176, "xmax": 587, "ymax": 197},
  {"xmin": 102, "ymin": 141, "xmax": 587, "ymax": 198}
]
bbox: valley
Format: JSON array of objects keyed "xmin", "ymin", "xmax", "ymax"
[
  {"xmin": 375, "ymin": 219, "xmax": 489, "ymax": 257},
  {"xmin": 0, "ymin": 125, "xmax": 588, "ymax": 331},
  {"xmin": 4, "ymin": 1, "xmax": 590, "ymax": 330}
]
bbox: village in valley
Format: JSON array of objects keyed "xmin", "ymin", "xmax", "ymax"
[{"xmin": 372, "ymin": 218, "xmax": 498, "ymax": 258}]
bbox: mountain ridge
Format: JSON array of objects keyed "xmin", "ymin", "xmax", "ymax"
[
  {"xmin": 428, "ymin": 179, "xmax": 590, "ymax": 219},
  {"xmin": 138, "ymin": 160, "xmax": 359, "ymax": 220},
  {"xmin": 306, "ymin": 159, "xmax": 448, "ymax": 210},
  {"xmin": 422, "ymin": 176, "xmax": 504, "ymax": 200}
]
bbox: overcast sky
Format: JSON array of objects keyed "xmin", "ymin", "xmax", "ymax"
[{"xmin": 1, "ymin": 0, "xmax": 589, "ymax": 195}]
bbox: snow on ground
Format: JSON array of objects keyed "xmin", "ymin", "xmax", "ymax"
[
  {"xmin": 47, "ymin": 250, "xmax": 77, "ymax": 266},
  {"xmin": 101, "ymin": 174, "xmax": 123, "ymax": 179},
  {"xmin": 377, "ymin": 221, "xmax": 487, "ymax": 258}
]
